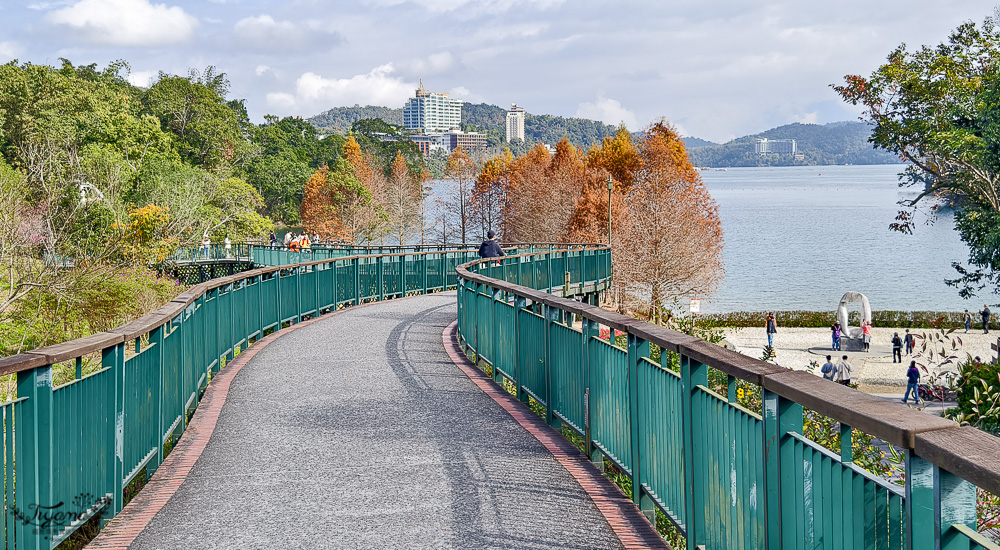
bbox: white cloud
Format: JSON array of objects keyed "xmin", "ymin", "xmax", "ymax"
[
  {"xmin": 793, "ymin": 111, "xmax": 819, "ymax": 124},
  {"xmin": 126, "ymin": 70, "xmax": 156, "ymax": 87},
  {"xmin": 255, "ymin": 64, "xmax": 273, "ymax": 77},
  {"xmin": 46, "ymin": 0, "xmax": 197, "ymax": 47},
  {"xmin": 576, "ymin": 96, "xmax": 638, "ymax": 129},
  {"xmin": 233, "ymin": 15, "xmax": 342, "ymax": 52},
  {"xmin": 267, "ymin": 64, "xmax": 415, "ymax": 115},
  {"xmin": 0, "ymin": 42, "xmax": 19, "ymax": 62},
  {"xmin": 401, "ymin": 51, "xmax": 456, "ymax": 76},
  {"xmin": 366, "ymin": 0, "xmax": 563, "ymax": 14}
]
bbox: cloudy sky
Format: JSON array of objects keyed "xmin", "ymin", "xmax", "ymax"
[{"xmin": 0, "ymin": 0, "xmax": 996, "ymax": 142}]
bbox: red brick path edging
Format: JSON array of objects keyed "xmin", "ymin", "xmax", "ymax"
[
  {"xmin": 441, "ymin": 321, "xmax": 670, "ymax": 550},
  {"xmin": 86, "ymin": 311, "xmax": 333, "ymax": 549}
]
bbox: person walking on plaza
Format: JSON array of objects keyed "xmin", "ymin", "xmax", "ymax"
[
  {"xmin": 903, "ymin": 329, "xmax": 915, "ymax": 355},
  {"xmin": 861, "ymin": 320, "xmax": 872, "ymax": 352},
  {"xmin": 831, "ymin": 321, "xmax": 842, "ymax": 351},
  {"xmin": 902, "ymin": 360, "xmax": 920, "ymax": 404},
  {"xmin": 891, "ymin": 332, "xmax": 903, "ymax": 363},
  {"xmin": 478, "ymin": 230, "xmax": 505, "ymax": 265},
  {"xmin": 981, "ymin": 305, "xmax": 991, "ymax": 334},
  {"xmin": 821, "ymin": 355, "xmax": 836, "ymax": 381},
  {"xmin": 835, "ymin": 355, "xmax": 853, "ymax": 386},
  {"xmin": 765, "ymin": 312, "xmax": 777, "ymax": 348},
  {"xmin": 964, "ymin": 309, "xmax": 972, "ymax": 333}
]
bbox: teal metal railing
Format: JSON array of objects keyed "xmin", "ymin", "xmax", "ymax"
[
  {"xmin": 0, "ymin": 246, "xmax": 619, "ymax": 550},
  {"xmin": 456, "ymin": 249, "xmax": 1000, "ymax": 550}
]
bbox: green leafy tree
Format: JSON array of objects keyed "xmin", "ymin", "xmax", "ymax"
[{"xmin": 834, "ymin": 15, "xmax": 1000, "ymax": 297}]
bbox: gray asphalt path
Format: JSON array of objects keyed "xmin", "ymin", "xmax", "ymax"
[{"xmin": 130, "ymin": 292, "xmax": 622, "ymax": 550}]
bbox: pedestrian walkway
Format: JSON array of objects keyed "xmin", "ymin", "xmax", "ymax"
[{"xmin": 113, "ymin": 293, "xmax": 628, "ymax": 549}]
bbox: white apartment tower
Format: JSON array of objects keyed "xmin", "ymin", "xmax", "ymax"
[
  {"xmin": 402, "ymin": 80, "xmax": 463, "ymax": 133},
  {"xmin": 506, "ymin": 104, "xmax": 525, "ymax": 142}
]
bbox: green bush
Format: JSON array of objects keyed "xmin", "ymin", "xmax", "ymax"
[
  {"xmin": 954, "ymin": 358, "xmax": 1000, "ymax": 422},
  {"xmin": 698, "ymin": 310, "xmax": 979, "ymax": 329}
]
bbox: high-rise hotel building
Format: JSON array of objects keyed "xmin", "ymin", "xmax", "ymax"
[
  {"xmin": 402, "ymin": 80, "xmax": 463, "ymax": 134},
  {"xmin": 506, "ymin": 104, "xmax": 525, "ymax": 142}
]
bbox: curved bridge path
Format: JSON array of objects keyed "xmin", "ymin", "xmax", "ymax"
[{"xmin": 90, "ymin": 293, "xmax": 663, "ymax": 549}]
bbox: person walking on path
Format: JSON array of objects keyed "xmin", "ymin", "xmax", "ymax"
[
  {"xmin": 831, "ymin": 322, "xmax": 842, "ymax": 351},
  {"xmin": 821, "ymin": 355, "xmax": 837, "ymax": 381},
  {"xmin": 269, "ymin": 231, "xmax": 277, "ymax": 248},
  {"xmin": 861, "ymin": 320, "xmax": 872, "ymax": 352},
  {"xmin": 224, "ymin": 235, "xmax": 232, "ymax": 258},
  {"xmin": 891, "ymin": 332, "xmax": 903, "ymax": 363},
  {"xmin": 283, "ymin": 231, "xmax": 291, "ymax": 247},
  {"xmin": 902, "ymin": 360, "xmax": 920, "ymax": 404},
  {"xmin": 478, "ymin": 230, "xmax": 505, "ymax": 265},
  {"xmin": 835, "ymin": 355, "xmax": 853, "ymax": 386},
  {"xmin": 765, "ymin": 313, "xmax": 777, "ymax": 348},
  {"xmin": 981, "ymin": 305, "xmax": 991, "ymax": 334},
  {"xmin": 964, "ymin": 309, "xmax": 973, "ymax": 333},
  {"xmin": 201, "ymin": 234, "xmax": 211, "ymax": 259},
  {"xmin": 904, "ymin": 329, "xmax": 915, "ymax": 355}
]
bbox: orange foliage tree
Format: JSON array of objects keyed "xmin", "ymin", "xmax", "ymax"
[
  {"xmin": 568, "ymin": 120, "xmax": 723, "ymax": 321},
  {"xmin": 386, "ymin": 150, "xmax": 422, "ymax": 245},
  {"xmin": 471, "ymin": 148, "xmax": 514, "ymax": 239},
  {"xmin": 299, "ymin": 166, "xmax": 344, "ymax": 240},
  {"xmin": 443, "ymin": 146, "xmax": 478, "ymax": 243},
  {"xmin": 343, "ymin": 135, "xmax": 389, "ymax": 243}
]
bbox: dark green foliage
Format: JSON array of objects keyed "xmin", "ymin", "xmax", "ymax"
[
  {"xmin": 244, "ymin": 116, "xmax": 344, "ymax": 224},
  {"xmin": 955, "ymin": 358, "xmax": 1000, "ymax": 422},
  {"xmin": 686, "ymin": 122, "xmax": 902, "ymax": 167},
  {"xmin": 524, "ymin": 113, "xmax": 618, "ymax": 150},
  {"xmin": 699, "ymin": 310, "xmax": 984, "ymax": 329},
  {"xmin": 950, "ymin": 205, "xmax": 1000, "ymax": 298},
  {"xmin": 308, "ymin": 105, "xmax": 403, "ymax": 134},
  {"xmin": 350, "ymin": 118, "xmax": 424, "ymax": 177},
  {"xmin": 681, "ymin": 137, "xmax": 718, "ymax": 148}
]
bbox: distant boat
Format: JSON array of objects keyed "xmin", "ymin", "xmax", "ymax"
[{"xmin": 716, "ymin": 168, "xmax": 728, "ymax": 171}]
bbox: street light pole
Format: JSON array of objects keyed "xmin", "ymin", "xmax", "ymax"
[{"xmin": 606, "ymin": 176, "xmax": 613, "ymax": 246}]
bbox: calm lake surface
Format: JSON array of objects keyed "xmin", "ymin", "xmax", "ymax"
[{"xmin": 701, "ymin": 165, "xmax": 970, "ymax": 313}]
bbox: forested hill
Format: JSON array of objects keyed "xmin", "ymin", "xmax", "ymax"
[
  {"xmin": 684, "ymin": 122, "xmax": 902, "ymax": 167},
  {"xmin": 308, "ymin": 105, "xmax": 403, "ymax": 134},
  {"xmin": 307, "ymin": 102, "xmax": 619, "ymax": 149}
]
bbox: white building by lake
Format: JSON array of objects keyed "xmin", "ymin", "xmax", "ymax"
[
  {"xmin": 402, "ymin": 80, "xmax": 463, "ymax": 134},
  {"xmin": 506, "ymin": 104, "xmax": 525, "ymax": 142}
]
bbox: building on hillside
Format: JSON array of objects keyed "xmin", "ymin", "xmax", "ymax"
[
  {"xmin": 506, "ymin": 104, "xmax": 525, "ymax": 142},
  {"xmin": 755, "ymin": 138, "xmax": 796, "ymax": 155},
  {"xmin": 370, "ymin": 132, "xmax": 446, "ymax": 156},
  {"xmin": 402, "ymin": 80, "xmax": 463, "ymax": 134},
  {"xmin": 446, "ymin": 129, "xmax": 487, "ymax": 153}
]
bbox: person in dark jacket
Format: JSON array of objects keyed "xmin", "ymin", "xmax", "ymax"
[
  {"xmin": 478, "ymin": 230, "xmax": 505, "ymax": 263},
  {"xmin": 981, "ymin": 305, "xmax": 992, "ymax": 334},
  {"xmin": 891, "ymin": 332, "xmax": 903, "ymax": 363},
  {"xmin": 902, "ymin": 360, "xmax": 920, "ymax": 404}
]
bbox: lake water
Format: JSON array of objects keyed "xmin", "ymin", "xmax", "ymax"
[{"xmin": 700, "ymin": 165, "xmax": 971, "ymax": 313}]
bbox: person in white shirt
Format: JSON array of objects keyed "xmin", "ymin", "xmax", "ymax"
[{"xmin": 835, "ymin": 355, "xmax": 853, "ymax": 386}]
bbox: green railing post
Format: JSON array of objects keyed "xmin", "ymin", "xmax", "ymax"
[
  {"xmin": 491, "ymin": 286, "xmax": 502, "ymax": 383},
  {"xmin": 543, "ymin": 303, "xmax": 561, "ymax": 430},
  {"xmin": 376, "ymin": 256, "xmax": 384, "ymax": 302},
  {"xmin": 472, "ymin": 282, "xmax": 480, "ymax": 361},
  {"xmin": 151, "ymin": 324, "xmax": 165, "ymax": 476},
  {"xmin": 582, "ymin": 316, "xmax": 599, "ymax": 458},
  {"xmin": 627, "ymin": 333, "xmax": 652, "ymax": 518},
  {"xmin": 762, "ymin": 389, "xmax": 803, "ymax": 550},
  {"xmin": 106, "ymin": 342, "xmax": 127, "ymax": 517},
  {"xmin": 422, "ymin": 254, "xmax": 428, "ymax": 295},
  {"xmin": 682, "ymin": 355, "xmax": 708, "ymax": 549},
  {"xmin": 295, "ymin": 267, "xmax": 302, "ymax": 323},
  {"xmin": 513, "ymin": 296, "xmax": 528, "ymax": 403},
  {"xmin": 905, "ymin": 453, "xmax": 977, "ymax": 550},
  {"xmin": 399, "ymin": 254, "xmax": 406, "ymax": 298},
  {"xmin": 15, "ymin": 364, "xmax": 54, "ymax": 549},
  {"xmin": 353, "ymin": 257, "xmax": 361, "ymax": 305}
]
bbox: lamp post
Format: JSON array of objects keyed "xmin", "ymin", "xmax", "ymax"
[{"xmin": 606, "ymin": 176, "xmax": 613, "ymax": 246}]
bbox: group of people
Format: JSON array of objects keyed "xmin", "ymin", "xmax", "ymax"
[
  {"xmin": 962, "ymin": 306, "xmax": 991, "ymax": 334},
  {"xmin": 267, "ymin": 231, "xmax": 320, "ymax": 252},
  {"xmin": 820, "ymin": 355, "xmax": 854, "ymax": 386}
]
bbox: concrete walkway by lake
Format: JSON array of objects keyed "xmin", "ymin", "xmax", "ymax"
[{"xmin": 127, "ymin": 293, "xmax": 623, "ymax": 550}]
